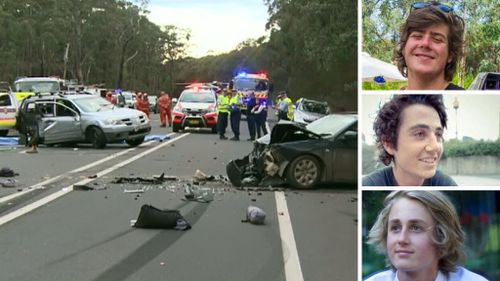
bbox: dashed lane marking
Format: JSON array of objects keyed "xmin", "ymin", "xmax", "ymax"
[{"xmin": 0, "ymin": 133, "xmax": 190, "ymax": 226}]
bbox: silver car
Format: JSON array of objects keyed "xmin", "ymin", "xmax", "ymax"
[{"xmin": 17, "ymin": 94, "xmax": 151, "ymax": 148}]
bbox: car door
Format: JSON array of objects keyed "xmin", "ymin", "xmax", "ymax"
[
  {"xmin": 40, "ymin": 100, "xmax": 81, "ymax": 144},
  {"xmin": 331, "ymin": 123, "xmax": 358, "ymax": 183}
]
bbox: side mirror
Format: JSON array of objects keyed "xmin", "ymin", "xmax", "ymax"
[
  {"xmin": 172, "ymin": 98, "xmax": 178, "ymax": 103},
  {"xmin": 342, "ymin": 131, "xmax": 357, "ymax": 141}
]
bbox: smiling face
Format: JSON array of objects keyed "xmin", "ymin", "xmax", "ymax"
[
  {"xmin": 383, "ymin": 104, "xmax": 443, "ymax": 186},
  {"xmin": 403, "ymin": 24, "xmax": 451, "ymax": 82},
  {"xmin": 387, "ymin": 197, "xmax": 439, "ymax": 278}
]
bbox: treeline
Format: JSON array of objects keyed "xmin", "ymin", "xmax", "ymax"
[{"xmin": 0, "ymin": 0, "xmax": 357, "ymax": 111}]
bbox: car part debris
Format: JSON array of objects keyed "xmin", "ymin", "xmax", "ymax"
[
  {"xmin": 0, "ymin": 167, "xmax": 18, "ymax": 177},
  {"xmin": 133, "ymin": 204, "xmax": 191, "ymax": 230},
  {"xmin": 183, "ymin": 185, "xmax": 214, "ymax": 203},
  {"xmin": 124, "ymin": 188, "xmax": 145, "ymax": 193},
  {"xmin": 74, "ymin": 184, "xmax": 107, "ymax": 191},
  {"xmin": 112, "ymin": 173, "xmax": 176, "ymax": 184},
  {"xmin": 241, "ymin": 206, "xmax": 266, "ymax": 225},
  {"xmin": 0, "ymin": 179, "xmax": 17, "ymax": 188}
]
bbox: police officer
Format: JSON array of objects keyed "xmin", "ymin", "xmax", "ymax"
[
  {"xmin": 217, "ymin": 89, "xmax": 230, "ymax": 140},
  {"xmin": 246, "ymin": 91, "xmax": 258, "ymax": 141},
  {"xmin": 229, "ymin": 89, "xmax": 243, "ymax": 141},
  {"xmin": 278, "ymin": 91, "xmax": 294, "ymax": 121}
]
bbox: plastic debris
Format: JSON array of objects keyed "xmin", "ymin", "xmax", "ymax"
[
  {"xmin": 0, "ymin": 179, "xmax": 17, "ymax": 188},
  {"xmin": 124, "ymin": 188, "xmax": 145, "ymax": 193},
  {"xmin": 241, "ymin": 206, "xmax": 266, "ymax": 225}
]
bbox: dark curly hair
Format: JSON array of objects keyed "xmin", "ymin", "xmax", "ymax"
[
  {"xmin": 394, "ymin": 3, "xmax": 465, "ymax": 81},
  {"xmin": 374, "ymin": 95, "xmax": 447, "ymax": 165}
]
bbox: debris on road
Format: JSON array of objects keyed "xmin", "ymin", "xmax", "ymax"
[
  {"xmin": 74, "ymin": 184, "xmax": 107, "ymax": 191},
  {"xmin": 0, "ymin": 178, "xmax": 17, "ymax": 188},
  {"xmin": 124, "ymin": 187, "xmax": 145, "ymax": 193},
  {"xmin": 112, "ymin": 173, "xmax": 176, "ymax": 184},
  {"xmin": 241, "ymin": 205, "xmax": 266, "ymax": 225},
  {"xmin": 133, "ymin": 204, "xmax": 191, "ymax": 230},
  {"xmin": 0, "ymin": 167, "xmax": 18, "ymax": 177},
  {"xmin": 183, "ymin": 184, "xmax": 215, "ymax": 203},
  {"xmin": 145, "ymin": 134, "xmax": 171, "ymax": 142}
]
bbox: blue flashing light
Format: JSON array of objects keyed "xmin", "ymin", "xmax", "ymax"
[
  {"xmin": 374, "ymin": 76, "xmax": 386, "ymax": 84},
  {"xmin": 236, "ymin": 72, "xmax": 247, "ymax": 78}
]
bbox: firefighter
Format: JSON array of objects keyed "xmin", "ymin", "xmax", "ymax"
[
  {"xmin": 135, "ymin": 92, "xmax": 148, "ymax": 118},
  {"xmin": 229, "ymin": 89, "xmax": 243, "ymax": 141},
  {"xmin": 217, "ymin": 89, "xmax": 230, "ymax": 140},
  {"xmin": 105, "ymin": 91, "xmax": 114, "ymax": 103},
  {"xmin": 142, "ymin": 93, "xmax": 150, "ymax": 118},
  {"xmin": 157, "ymin": 91, "xmax": 172, "ymax": 127}
]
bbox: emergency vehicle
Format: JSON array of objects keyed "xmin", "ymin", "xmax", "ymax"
[
  {"xmin": 13, "ymin": 77, "xmax": 67, "ymax": 102},
  {"xmin": 171, "ymin": 83, "xmax": 218, "ymax": 133},
  {"xmin": 232, "ymin": 72, "xmax": 271, "ymax": 107}
]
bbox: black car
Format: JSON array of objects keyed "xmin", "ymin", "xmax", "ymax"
[{"xmin": 226, "ymin": 114, "xmax": 357, "ymax": 189}]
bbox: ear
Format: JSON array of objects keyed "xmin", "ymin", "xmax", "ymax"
[{"xmin": 382, "ymin": 141, "xmax": 396, "ymax": 156}]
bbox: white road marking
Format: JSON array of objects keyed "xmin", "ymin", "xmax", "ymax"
[
  {"xmin": 0, "ymin": 139, "xmax": 156, "ymax": 204},
  {"xmin": 275, "ymin": 191, "xmax": 304, "ymax": 281},
  {"xmin": 0, "ymin": 133, "xmax": 190, "ymax": 226}
]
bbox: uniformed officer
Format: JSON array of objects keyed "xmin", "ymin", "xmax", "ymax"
[
  {"xmin": 229, "ymin": 89, "xmax": 243, "ymax": 141},
  {"xmin": 217, "ymin": 89, "xmax": 230, "ymax": 140},
  {"xmin": 278, "ymin": 91, "xmax": 294, "ymax": 121}
]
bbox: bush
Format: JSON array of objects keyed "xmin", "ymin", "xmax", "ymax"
[{"xmin": 443, "ymin": 140, "xmax": 500, "ymax": 158}]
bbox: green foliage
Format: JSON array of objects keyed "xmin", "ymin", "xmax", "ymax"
[
  {"xmin": 443, "ymin": 140, "xmax": 500, "ymax": 158},
  {"xmin": 362, "ymin": 81, "xmax": 406, "ymax": 90},
  {"xmin": 363, "ymin": 0, "xmax": 500, "ymax": 87}
]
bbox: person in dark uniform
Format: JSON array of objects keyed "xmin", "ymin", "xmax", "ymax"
[
  {"xmin": 23, "ymin": 103, "xmax": 41, "ymax": 153},
  {"xmin": 245, "ymin": 92, "xmax": 257, "ymax": 141}
]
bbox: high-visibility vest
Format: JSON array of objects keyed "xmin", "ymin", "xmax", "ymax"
[
  {"xmin": 229, "ymin": 95, "xmax": 242, "ymax": 112},
  {"xmin": 284, "ymin": 97, "xmax": 294, "ymax": 120},
  {"xmin": 217, "ymin": 95, "xmax": 229, "ymax": 113}
]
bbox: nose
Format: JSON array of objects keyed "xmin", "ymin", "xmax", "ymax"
[
  {"xmin": 425, "ymin": 134, "xmax": 441, "ymax": 152},
  {"xmin": 397, "ymin": 228, "xmax": 410, "ymax": 245},
  {"xmin": 419, "ymin": 34, "xmax": 432, "ymax": 48}
]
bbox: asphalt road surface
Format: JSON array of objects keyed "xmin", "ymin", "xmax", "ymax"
[{"xmin": 0, "ymin": 113, "xmax": 357, "ymax": 281}]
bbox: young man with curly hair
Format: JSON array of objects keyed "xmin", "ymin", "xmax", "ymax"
[{"xmin": 363, "ymin": 95, "xmax": 456, "ymax": 186}]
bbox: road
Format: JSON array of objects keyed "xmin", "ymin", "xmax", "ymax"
[{"xmin": 0, "ymin": 113, "xmax": 357, "ymax": 281}]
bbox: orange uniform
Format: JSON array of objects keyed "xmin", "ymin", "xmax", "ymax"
[{"xmin": 157, "ymin": 92, "xmax": 172, "ymax": 127}]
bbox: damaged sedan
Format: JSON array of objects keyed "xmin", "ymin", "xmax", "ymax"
[{"xmin": 227, "ymin": 113, "xmax": 357, "ymax": 189}]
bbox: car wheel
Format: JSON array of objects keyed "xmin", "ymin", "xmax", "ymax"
[
  {"xmin": 286, "ymin": 155, "xmax": 321, "ymax": 189},
  {"xmin": 87, "ymin": 127, "xmax": 106, "ymax": 149},
  {"xmin": 172, "ymin": 124, "xmax": 180, "ymax": 132},
  {"xmin": 126, "ymin": 136, "xmax": 144, "ymax": 147},
  {"xmin": 0, "ymin": 130, "xmax": 8, "ymax": 137}
]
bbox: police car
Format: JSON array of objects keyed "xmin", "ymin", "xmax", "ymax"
[{"xmin": 171, "ymin": 84, "xmax": 217, "ymax": 133}]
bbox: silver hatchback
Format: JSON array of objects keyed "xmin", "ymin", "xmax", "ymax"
[{"xmin": 17, "ymin": 94, "xmax": 151, "ymax": 148}]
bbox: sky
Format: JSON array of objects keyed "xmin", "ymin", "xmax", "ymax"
[
  {"xmin": 362, "ymin": 94, "xmax": 500, "ymax": 145},
  {"xmin": 146, "ymin": 0, "xmax": 269, "ymax": 58}
]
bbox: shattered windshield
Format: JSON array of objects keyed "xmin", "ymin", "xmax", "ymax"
[
  {"xmin": 73, "ymin": 96, "xmax": 112, "ymax": 112},
  {"xmin": 306, "ymin": 114, "xmax": 356, "ymax": 136},
  {"xmin": 301, "ymin": 101, "xmax": 330, "ymax": 115}
]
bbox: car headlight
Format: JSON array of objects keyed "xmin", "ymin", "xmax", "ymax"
[{"xmin": 104, "ymin": 118, "xmax": 124, "ymax": 125}]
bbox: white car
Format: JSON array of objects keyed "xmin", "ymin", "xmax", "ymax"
[
  {"xmin": 0, "ymin": 92, "xmax": 17, "ymax": 137},
  {"xmin": 171, "ymin": 88, "xmax": 217, "ymax": 133}
]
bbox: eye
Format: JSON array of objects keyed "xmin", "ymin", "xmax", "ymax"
[
  {"xmin": 409, "ymin": 224, "xmax": 424, "ymax": 232},
  {"xmin": 435, "ymin": 131, "xmax": 444, "ymax": 142},
  {"xmin": 410, "ymin": 33, "xmax": 423, "ymax": 39},
  {"xmin": 432, "ymin": 37, "xmax": 445, "ymax": 43},
  {"xmin": 413, "ymin": 130, "xmax": 426, "ymax": 138},
  {"xmin": 389, "ymin": 224, "xmax": 402, "ymax": 232}
]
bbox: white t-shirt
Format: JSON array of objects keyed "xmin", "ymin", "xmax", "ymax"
[{"xmin": 365, "ymin": 267, "xmax": 489, "ymax": 281}]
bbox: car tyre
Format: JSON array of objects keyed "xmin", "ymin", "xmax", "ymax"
[
  {"xmin": 286, "ymin": 155, "xmax": 321, "ymax": 189},
  {"xmin": 87, "ymin": 127, "xmax": 106, "ymax": 149},
  {"xmin": 172, "ymin": 124, "xmax": 180, "ymax": 132},
  {"xmin": 126, "ymin": 136, "xmax": 144, "ymax": 147},
  {"xmin": 0, "ymin": 130, "xmax": 8, "ymax": 137}
]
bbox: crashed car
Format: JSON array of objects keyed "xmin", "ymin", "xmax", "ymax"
[
  {"xmin": 294, "ymin": 98, "xmax": 330, "ymax": 124},
  {"xmin": 227, "ymin": 113, "xmax": 357, "ymax": 189}
]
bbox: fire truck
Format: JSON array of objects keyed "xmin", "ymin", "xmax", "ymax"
[{"xmin": 232, "ymin": 72, "xmax": 271, "ymax": 107}]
